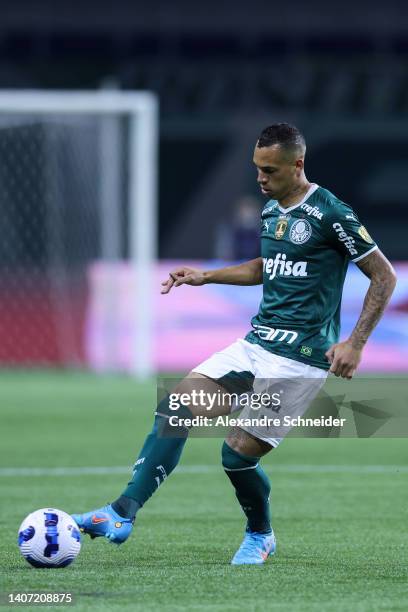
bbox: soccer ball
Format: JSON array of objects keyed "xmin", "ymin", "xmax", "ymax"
[{"xmin": 18, "ymin": 508, "xmax": 81, "ymax": 568}]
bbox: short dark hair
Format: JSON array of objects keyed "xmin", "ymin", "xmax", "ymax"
[{"xmin": 257, "ymin": 123, "xmax": 306, "ymax": 156}]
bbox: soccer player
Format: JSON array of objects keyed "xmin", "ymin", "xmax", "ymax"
[{"xmin": 73, "ymin": 123, "xmax": 396, "ymax": 564}]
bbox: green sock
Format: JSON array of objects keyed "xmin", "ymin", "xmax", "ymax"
[
  {"xmin": 112, "ymin": 396, "xmax": 190, "ymax": 517},
  {"xmin": 221, "ymin": 441, "xmax": 271, "ymax": 533}
]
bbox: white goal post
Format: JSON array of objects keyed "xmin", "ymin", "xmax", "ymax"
[{"xmin": 0, "ymin": 90, "xmax": 158, "ymax": 378}]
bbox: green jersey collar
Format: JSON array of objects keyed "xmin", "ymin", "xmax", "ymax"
[{"xmin": 277, "ymin": 183, "xmax": 319, "ymax": 214}]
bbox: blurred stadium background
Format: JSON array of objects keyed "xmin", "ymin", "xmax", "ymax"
[
  {"xmin": 1, "ymin": 3, "xmax": 408, "ymax": 609},
  {"xmin": 0, "ymin": 0, "xmax": 407, "ymax": 376}
]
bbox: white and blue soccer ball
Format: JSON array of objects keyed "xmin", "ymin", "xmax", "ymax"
[{"xmin": 18, "ymin": 508, "xmax": 81, "ymax": 568}]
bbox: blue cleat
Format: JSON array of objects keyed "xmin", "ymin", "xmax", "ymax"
[
  {"xmin": 231, "ymin": 529, "xmax": 276, "ymax": 565},
  {"xmin": 71, "ymin": 504, "xmax": 134, "ymax": 545}
]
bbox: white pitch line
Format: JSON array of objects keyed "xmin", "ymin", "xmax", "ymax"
[{"xmin": 0, "ymin": 464, "xmax": 407, "ymax": 477}]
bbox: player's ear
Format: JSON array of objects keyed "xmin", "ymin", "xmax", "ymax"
[{"xmin": 294, "ymin": 158, "xmax": 304, "ymax": 175}]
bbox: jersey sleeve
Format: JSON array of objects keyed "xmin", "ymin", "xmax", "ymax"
[{"xmin": 325, "ymin": 202, "xmax": 378, "ymax": 263}]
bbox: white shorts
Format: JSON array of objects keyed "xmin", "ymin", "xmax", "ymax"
[{"xmin": 193, "ymin": 338, "xmax": 328, "ymax": 447}]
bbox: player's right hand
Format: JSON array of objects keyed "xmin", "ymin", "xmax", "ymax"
[{"xmin": 161, "ymin": 267, "xmax": 207, "ymax": 294}]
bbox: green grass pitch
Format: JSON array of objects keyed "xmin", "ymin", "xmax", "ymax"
[{"xmin": 0, "ymin": 372, "xmax": 407, "ymax": 611}]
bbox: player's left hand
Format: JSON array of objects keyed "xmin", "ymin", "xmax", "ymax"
[{"xmin": 325, "ymin": 340, "xmax": 362, "ymax": 379}]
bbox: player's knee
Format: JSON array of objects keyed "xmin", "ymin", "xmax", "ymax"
[{"xmin": 221, "ymin": 440, "xmax": 258, "ymax": 471}]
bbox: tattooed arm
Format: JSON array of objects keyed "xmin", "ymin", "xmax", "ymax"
[
  {"xmin": 325, "ymin": 250, "xmax": 397, "ymax": 379},
  {"xmin": 349, "ymin": 250, "xmax": 397, "ymax": 349}
]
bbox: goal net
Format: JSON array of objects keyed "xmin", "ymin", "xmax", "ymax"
[{"xmin": 0, "ymin": 91, "xmax": 158, "ymax": 377}]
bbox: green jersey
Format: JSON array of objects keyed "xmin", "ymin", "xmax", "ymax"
[{"xmin": 245, "ymin": 184, "xmax": 378, "ymax": 370}]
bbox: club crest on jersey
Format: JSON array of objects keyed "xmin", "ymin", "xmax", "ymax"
[
  {"xmin": 358, "ymin": 226, "xmax": 373, "ymax": 244},
  {"xmin": 289, "ymin": 219, "xmax": 312, "ymax": 244},
  {"xmin": 275, "ymin": 216, "xmax": 289, "ymax": 239}
]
